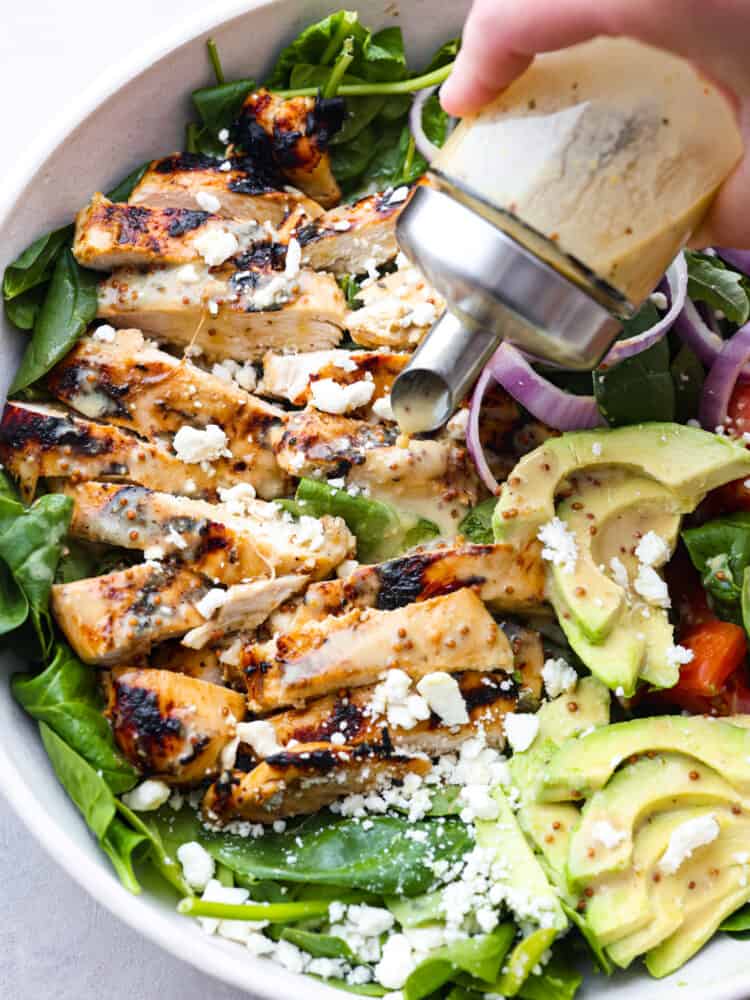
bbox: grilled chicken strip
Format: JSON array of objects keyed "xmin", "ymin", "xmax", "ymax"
[
  {"xmin": 260, "ymin": 348, "xmax": 408, "ymax": 407},
  {"xmin": 347, "ymin": 262, "xmax": 445, "ymax": 350},
  {"xmin": 202, "ymin": 741, "xmax": 430, "ymax": 825},
  {"xmin": 47, "ymin": 329, "xmax": 287, "ymax": 499},
  {"xmin": 98, "ymin": 255, "xmax": 346, "ymax": 362},
  {"xmin": 151, "ymin": 642, "xmax": 226, "ymax": 684},
  {"xmin": 242, "ymin": 588, "xmax": 514, "ymax": 712},
  {"xmin": 52, "ymin": 562, "xmax": 210, "ymax": 664},
  {"xmin": 63, "ymin": 482, "xmax": 354, "ymax": 582},
  {"xmin": 295, "ymin": 189, "xmax": 412, "ymax": 275},
  {"xmin": 129, "ymin": 153, "xmax": 323, "ymax": 224},
  {"xmin": 105, "ymin": 668, "xmax": 246, "ymax": 784},
  {"xmin": 0, "ymin": 402, "xmax": 218, "ymax": 502},
  {"xmin": 73, "ymin": 193, "xmax": 268, "ymax": 271},
  {"xmin": 270, "ymin": 542, "xmax": 546, "ymax": 635},
  {"xmin": 234, "ymin": 90, "xmax": 344, "ymax": 208}
]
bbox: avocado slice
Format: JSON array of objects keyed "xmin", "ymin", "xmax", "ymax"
[
  {"xmin": 537, "ymin": 676, "xmax": 612, "ymax": 743},
  {"xmin": 493, "ymin": 423, "xmax": 750, "ymax": 547},
  {"xmin": 567, "ymin": 755, "xmax": 742, "ymax": 885},
  {"xmin": 475, "ymin": 786, "xmax": 566, "ymax": 933},
  {"xmin": 553, "ymin": 471, "xmax": 681, "ymax": 642},
  {"xmin": 538, "ymin": 716, "xmax": 750, "ymax": 802}
]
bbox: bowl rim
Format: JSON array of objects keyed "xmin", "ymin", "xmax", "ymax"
[{"xmin": 4, "ymin": 4, "xmax": 750, "ymax": 998}]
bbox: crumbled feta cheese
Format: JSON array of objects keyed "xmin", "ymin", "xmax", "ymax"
[
  {"xmin": 310, "ymin": 378, "xmax": 375, "ymax": 414},
  {"xmin": 374, "ymin": 934, "xmax": 417, "ymax": 990},
  {"xmin": 218, "ymin": 128, "xmax": 230, "ymax": 143},
  {"xmin": 194, "ymin": 588, "xmax": 228, "ymax": 619},
  {"xmin": 207, "ymin": 299, "xmax": 219, "ymax": 316},
  {"xmin": 197, "ymin": 879, "xmax": 253, "ymax": 935},
  {"xmin": 177, "ymin": 841, "xmax": 215, "ymax": 890},
  {"xmin": 416, "ymin": 672, "xmax": 469, "ymax": 725},
  {"xmin": 666, "ymin": 644, "xmax": 694, "ymax": 669},
  {"xmin": 173, "ymin": 423, "xmax": 230, "ymax": 463},
  {"xmin": 92, "ymin": 324, "xmax": 116, "ymax": 342},
  {"xmin": 196, "ymin": 190, "xmax": 221, "ymax": 213},
  {"xmin": 609, "ymin": 556, "xmax": 630, "ymax": 589},
  {"xmin": 459, "ymin": 784, "xmax": 500, "ymax": 822},
  {"xmin": 166, "ymin": 526, "xmax": 188, "ymax": 550},
  {"xmin": 336, "ymin": 558, "xmax": 360, "ymax": 578},
  {"xmin": 649, "ymin": 291, "xmax": 668, "ymax": 311},
  {"xmin": 504, "ymin": 713, "xmax": 540, "ymax": 753},
  {"xmin": 538, "ymin": 517, "xmax": 578, "ymax": 574},
  {"xmin": 388, "ymin": 185, "xmax": 410, "ymax": 204},
  {"xmin": 121, "ymin": 779, "xmax": 170, "ymax": 812},
  {"xmin": 192, "ymin": 227, "xmax": 239, "ymax": 266},
  {"xmin": 591, "ymin": 442, "xmax": 602, "ymax": 457},
  {"xmin": 370, "ymin": 669, "xmax": 430, "ymax": 730},
  {"xmin": 634, "ymin": 564, "xmax": 671, "ymax": 608},
  {"xmin": 236, "ymin": 720, "xmax": 282, "ymax": 758},
  {"xmin": 400, "ymin": 300, "xmax": 437, "ymax": 328},
  {"xmin": 143, "ymin": 544, "xmax": 164, "ymax": 561},
  {"xmin": 635, "ymin": 531, "xmax": 671, "ymax": 568},
  {"xmin": 591, "ymin": 821, "xmax": 627, "ymax": 849},
  {"xmin": 218, "ymin": 481, "xmax": 257, "ymax": 515},
  {"xmin": 372, "ymin": 394, "xmax": 395, "ymax": 422},
  {"xmin": 332, "ymin": 219, "xmax": 352, "ymax": 232},
  {"xmin": 658, "ymin": 814, "xmax": 720, "ymax": 875},
  {"xmin": 446, "ymin": 408, "xmax": 469, "ymax": 441},
  {"xmin": 541, "ymin": 657, "xmax": 578, "ymax": 698}
]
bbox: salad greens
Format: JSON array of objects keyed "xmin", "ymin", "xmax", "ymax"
[
  {"xmin": 683, "ymin": 513, "xmax": 750, "ymax": 627},
  {"xmin": 403, "ymin": 925, "xmax": 515, "ymax": 1000},
  {"xmin": 685, "ymin": 250, "xmax": 750, "ymax": 327},
  {"xmin": 282, "ymin": 477, "xmax": 440, "ymax": 562},
  {"xmin": 458, "ymin": 498, "xmax": 496, "ymax": 544}
]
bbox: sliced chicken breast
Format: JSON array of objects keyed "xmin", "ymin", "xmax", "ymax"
[
  {"xmin": 105, "ymin": 667, "xmax": 246, "ymax": 784},
  {"xmin": 97, "ymin": 256, "xmax": 346, "ymax": 361},
  {"xmin": 62, "ymin": 482, "xmax": 354, "ymax": 582},
  {"xmin": 129, "ymin": 153, "xmax": 323, "ymax": 224},
  {"xmin": 347, "ymin": 262, "xmax": 445, "ymax": 350},
  {"xmin": 0, "ymin": 402, "xmax": 218, "ymax": 502},
  {"xmin": 295, "ymin": 188, "xmax": 413, "ymax": 275},
  {"xmin": 47, "ymin": 329, "xmax": 288, "ymax": 499},
  {"xmin": 73, "ymin": 193, "xmax": 267, "ymax": 271},
  {"xmin": 202, "ymin": 741, "xmax": 430, "ymax": 824},
  {"xmin": 260, "ymin": 348, "xmax": 408, "ymax": 407},
  {"xmin": 150, "ymin": 642, "xmax": 227, "ymax": 685},
  {"xmin": 242, "ymin": 588, "xmax": 514, "ymax": 711},
  {"xmin": 234, "ymin": 90, "xmax": 344, "ymax": 208}
]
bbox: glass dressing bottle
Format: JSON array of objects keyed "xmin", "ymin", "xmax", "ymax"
[{"xmin": 391, "ymin": 37, "xmax": 743, "ymax": 432}]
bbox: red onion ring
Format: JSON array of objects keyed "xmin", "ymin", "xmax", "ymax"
[
  {"xmin": 599, "ymin": 254, "xmax": 688, "ymax": 367},
  {"xmin": 409, "ymin": 86, "xmax": 441, "ymax": 162},
  {"xmin": 699, "ymin": 321, "xmax": 750, "ymax": 430},
  {"xmin": 467, "ymin": 365, "xmax": 500, "ymax": 494},
  {"xmin": 673, "ymin": 298, "xmax": 750, "ymax": 382}
]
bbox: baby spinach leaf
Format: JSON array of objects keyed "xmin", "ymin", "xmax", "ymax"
[
  {"xmin": 685, "ymin": 250, "xmax": 750, "ymax": 326},
  {"xmin": 10, "ymin": 248, "xmax": 98, "ymax": 392},
  {"xmin": 12, "ymin": 643, "xmax": 137, "ymax": 793},
  {"xmin": 404, "ymin": 926, "xmax": 516, "ymax": 1000},
  {"xmin": 280, "ymin": 927, "xmax": 354, "ymax": 960},
  {"xmin": 385, "ymin": 890, "xmax": 444, "ymax": 928},
  {"xmin": 331, "ymin": 123, "xmax": 378, "ymax": 181},
  {"xmin": 265, "ymin": 10, "xmax": 368, "ymax": 89},
  {"xmin": 518, "ymin": 955, "xmax": 583, "ymax": 1000},
  {"xmin": 326, "ymin": 982, "xmax": 386, "ymax": 997},
  {"xmin": 721, "ymin": 902, "xmax": 750, "ymax": 937},
  {"xmin": 5, "ymin": 285, "xmax": 46, "ymax": 330},
  {"xmin": 671, "ymin": 343, "xmax": 705, "ymax": 423},
  {"xmin": 458, "ymin": 499, "xmax": 497, "ymax": 544},
  {"xmin": 189, "ymin": 79, "xmax": 256, "ymax": 156},
  {"xmin": 39, "ymin": 722, "xmax": 147, "ymax": 893},
  {"xmin": 683, "ymin": 513, "xmax": 750, "ymax": 622},
  {"xmin": 422, "ymin": 37, "xmax": 460, "ymax": 74},
  {"xmin": 337, "ymin": 274, "xmax": 363, "ymax": 309},
  {"xmin": 2, "ymin": 225, "xmax": 74, "ymax": 303},
  {"xmin": 360, "ymin": 26, "xmax": 407, "ymax": 82},
  {"xmin": 289, "ymin": 65, "xmax": 386, "ymax": 146},
  {"xmin": 117, "ymin": 801, "xmax": 191, "ymax": 896},
  {"xmin": 0, "ymin": 562, "xmax": 28, "ymax": 637},
  {"xmin": 290, "ymin": 478, "xmax": 438, "ymax": 562}
]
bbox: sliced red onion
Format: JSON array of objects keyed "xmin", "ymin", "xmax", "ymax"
[
  {"xmin": 674, "ymin": 298, "xmax": 750, "ymax": 382},
  {"xmin": 599, "ymin": 254, "xmax": 688, "ymax": 367},
  {"xmin": 488, "ymin": 342, "xmax": 605, "ymax": 431},
  {"xmin": 717, "ymin": 248, "xmax": 750, "ymax": 276},
  {"xmin": 467, "ymin": 365, "xmax": 500, "ymax": 494},
  {"xmin": 699, "ymin": 321, "xmax": 750, "ymax": 430},
  {"xmin": 409, "ymin": 86, "xmax": 440, "ymax": 163}
]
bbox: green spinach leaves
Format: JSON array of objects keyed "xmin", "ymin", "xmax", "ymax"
[{"xmin": 683, "ymin": 513, "xmax": 750, "ymax": 628}]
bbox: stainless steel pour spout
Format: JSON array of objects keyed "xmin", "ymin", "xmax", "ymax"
[{"xmin": 390, "ymin": 184, "xmax": 624, "ymax": 433}]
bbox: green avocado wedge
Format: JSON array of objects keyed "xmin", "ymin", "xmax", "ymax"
[
  {"xmin": 538, "ymin": 716, "xmax": 750, "ymax": 803},
  {"xmin": 493, "ymin": 423, "xmax": 750, "ymax": 547}
]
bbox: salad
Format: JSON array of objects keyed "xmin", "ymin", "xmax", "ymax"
[{"xmin": 4, "ymin": 9, "xmax": 750, "ymax": 999}]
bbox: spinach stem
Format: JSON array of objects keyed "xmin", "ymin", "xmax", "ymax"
[
  {"xmin": 184, "ymin": 123, "xmax": 200, "ymax": 154},
  {"xmin": 275, "ymin": 61, "xmax": 453, "ymax": 99},
  {"xmin": 177, "ymin": 898, "xmax": 332, "ymax": 922},
  {"xmin": 401, "ymin": 134, "xmax": 416, "ymax": 183},
  {"xmin": 323, "ymin": 37, "xmax": 355, "ymax": 99},
  {"xmin": 320, "ymin": 16, "xmax": 356, "ymax": 65},
  {"xmin": 207, "ymin": 39, "xmax": 225, "ymax": 85}
]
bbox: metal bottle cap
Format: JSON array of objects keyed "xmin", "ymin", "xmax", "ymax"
[{"xmin": 390, "ymin": 184, "xmax": 624, "ymax": 433}]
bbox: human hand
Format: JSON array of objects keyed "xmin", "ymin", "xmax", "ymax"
[{"xmin": 440, "ymin": 0, "xmax": 750, "ymax": 247}]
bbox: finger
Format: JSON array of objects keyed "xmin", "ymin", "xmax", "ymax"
[{"xmin": 691, "ymin": 108, "xmax": 750, "ymax": 249}]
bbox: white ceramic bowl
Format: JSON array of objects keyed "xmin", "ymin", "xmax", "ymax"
[{"xmin": 1, "ymin": 2, "xmax": 750, "ymax": 997}]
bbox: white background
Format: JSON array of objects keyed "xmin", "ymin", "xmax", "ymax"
[{"xmin": 0, "ymin": 4, "xmax": 252, "ymax": 998}]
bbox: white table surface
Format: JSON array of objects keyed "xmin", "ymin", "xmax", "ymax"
[{"xmin": 0, "ymin": 3, "xmax": 255, "ymax": 997}]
